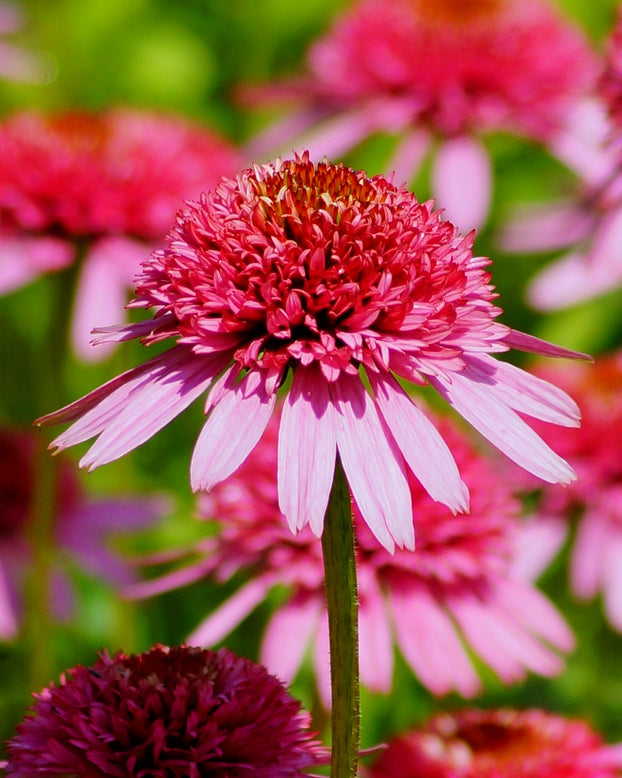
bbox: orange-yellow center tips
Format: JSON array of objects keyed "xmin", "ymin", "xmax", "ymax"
[{"xmin": 412, "ymin": 0, "xmax": 503, "ymax": 26}]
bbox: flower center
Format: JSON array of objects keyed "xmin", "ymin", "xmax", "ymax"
[{"xmin": 412, "ymin": 0, "xmax": 503, "ymax": 26}]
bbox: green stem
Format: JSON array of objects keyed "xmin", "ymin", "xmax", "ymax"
[{"xmin": 321, "ymin": 458, "xmax": 360, "ymax": 778}]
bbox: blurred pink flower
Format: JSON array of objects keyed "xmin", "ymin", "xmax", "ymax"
[
  {"xmin": 127, "ymin": 412, "xmax": 574, "ymax": 705},
  {"xmin": 367, "ymin": 708, "xmax": 622, "ymax": 777},
  {"xmin": 245, "ymin": 0, "xmax": 597, "ymax": 231},
  {"xmin": 502, "ymin": 11, "xmax": 622, "ymax": 309},
  {"xmin": 511, "ymin": 355, "xmax": 622, "ymax": 633},
  {"xmin": 0, "ymin": 427, "xmax": 165, "ymax": 641},
  {"xmin": 0, "ymin": 1, "xmax": 50, "ymax": 84},
  {"xmin": 37, "ymin": 154, "xmax": 585, "ymax": 552},
  {"xmin": 0, "ymin": 110, "xmax": 239, "ymax": 360},
  {"xmin": 5, "ymin": 644, "xmax": 326, "ymax": 778}
]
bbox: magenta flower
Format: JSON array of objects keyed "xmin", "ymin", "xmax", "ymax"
[
  {"xmin": 5, "ymin": 644, "xmax": 325, "ymax": 777},
  {"xmin": 128, "ymin": 411, "xmax": 574, "ymax": 704},
  {"xmin": 0, "ymin": 110, "xmax": 239, "ymax": 359},
  {"xmin": 367, "ymin": 708, "xmax": 622, "ymax": 777},
  {"xmin": 0, "ymin": 427, "xmax": 165, "ymax": 641},
  {"xmin": 37, "ymin": 154, "xmax": 585, "ymax": 552},
  {"xmin": 245, "ymin": 0, "xmax": 597, "ymax": 231},
  {"xmin": 502, "ymin": 11, "xmax": 622, "ymax": 309},
  {"xmin": 510, "ymin": 355, "xmax": 622, "ymax": 633}
]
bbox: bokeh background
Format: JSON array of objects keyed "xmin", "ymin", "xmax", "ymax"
[{"xmin": 1, "ymin": 0, "xmax": 621, "ymax": 765}]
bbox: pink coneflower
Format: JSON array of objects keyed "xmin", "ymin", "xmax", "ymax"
[
  {"xmin": 0, "ymin": 110, "xmax": 239, "ymax": 359},
  {"xmin": 510, "ymin": 355, "xmax": 622, "ymax": 634},
  {"xmin": 0, "ymin": 427, "xmax": 164, "ymax": 641},
  {"xmin": 127, "ymin": 411, "xmax": 574, "ymax": 704},
  {"xmin": 5, "ymin": 644, "xmax": 325, "ymax": 777},
  {"xmin": 245, "ymin": 0, "xmax": 597, "ymax": 231},
  {"xmin": 367, "ymin": 708, "xmax": 622, "ymax": 777},
  {"xmin": 502, "ymin": 10, "xmax": 622, "ymax": 309},
  {"xmin": 36, "ymin": 154, "xmax": 585, "ymax": 552}
]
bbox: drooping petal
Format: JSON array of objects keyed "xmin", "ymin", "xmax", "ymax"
[
  {"xmin": 313, "ymin": 614, "xmax": 332, "ymax": 709},
  {"xmin": 0, "ymin": 237, "xmax": 73, "ymax": 294},
  {"xmin": 187, "ymin": 577, "xmax": 274, "ymax": 647},
  {"xmin": 358, "ymin": 569, "xmax": 394, "ymax": 693},
  {"xmin": 330, "ymin": 372, "xmax": 413, "ymax": 552},
  {"xmin": 570, "ymin": 513, "xmax": 609, "ymax": 599},
  {"xmin": 386, "ymin": 128, "xmax": 430, "ymax": 188},
  {"xmin": 502, "ymin": 329, "xmax": 591, "ymax": 361},
  {"xmin": 278, "ymin": 365, "xmax": 337, "ymax": 536},
  {"xmin": 431, "ymin": 136, "xmax": 492, "ymax": 232},
  {"xmin": 191, "ymin": 370, "xmax": 277, "ymax": 492},
  {"xmin": 500, "ymin": 202, "xmax": 592, "ymax": 254},
  {"xmin": 79, "ymin": 349, "xmax": 226, "ymax": 470},
  {"xmin": 602, "ymin": 531, "xmax": 622, "ymax": 631},
  {"xmin": 370, "ymin": 371, "xmax": 468, "ymax": 513},
  {"xmin": 462, "ymin": 353, "xmax": 581, "ymax": 427},
  {"xmin": 510, "ymin": 515, "xmax": 568, "ymax": 582},
  {"xmin": 0, "ymin": 560, "xmax": 18, "ymax": 640},
  {"xmin": 430, "ymin": 370, "xmax": 576, "ymax": 484},
  {"xmin": 260, "ymin": 596, "xmax": 322, "ymax": 684}
]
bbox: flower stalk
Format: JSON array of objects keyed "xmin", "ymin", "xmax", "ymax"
[{"xmin": 322, "ymin": 457, "xmax": 360, "ymax": 778}]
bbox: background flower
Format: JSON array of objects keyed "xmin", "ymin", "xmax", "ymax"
[{"xmin": 5, "ymin": 644, "xmax": 325, "ymax": 777}]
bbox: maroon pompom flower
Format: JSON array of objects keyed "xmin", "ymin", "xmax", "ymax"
[
  {"xmin": 5, "ymin": 644, "xmax": 325, "ymax": 777},
  {"xmin": 367, "ymin": 708, "xmax": 622, "ymax": 777}
]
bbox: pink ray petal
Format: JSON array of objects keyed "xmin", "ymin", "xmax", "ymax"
[
  {"xmin": 260, "ymin": 597, "xmax": 322, "ymax": 684},
  {"xmin": 510, "ymin": 515, "xmax": 567, "ymax": 582},
  {"xmin": 570, "ymin": 512, "xmax": 609, "ymax": 600},
  {"xmin": 278, "ymin": 365, "xmax": 336, "ymax": 535},
  {"xmin": 387, "ymin": 129, "xmax": 430, "ymax": 188},
  {"xmin": 390, "ymin": 585, "xmax": 481, "ymax": 697},
  {"xmin": 0, "ymin": 560, "xmax": 18, "ymax": 640},
  {"xmin": 79, "ymin": 350, "xmax": 225, "ymax": 470},
  {"xmin": 358, "ymin": 569, "xmax": 393, "ymax": 693},
  {"xmin": 500, "ymin": 202, "xmax": 592, "ymax": 254},
  {"xmin": 602, "ymin": 531, "xmax": 622, "ymax": 631},
  {"xmin": 370, "ymin": 371, "xmax": 468, "ymax": 513},
  {"xmin": 0, "ymin": 236, "xmax": 73, "ymax": 294},
  {"xmin": 431, "ymin": 135, "xmax": 492, "ymax": 232},
  {"xmin": 502, "ymin": 329, "xmax": 591, "ymax": 361},
  {"xmin": 313, "ymin": 614, "xmax": 332, "ymax": 710},
  {"xmin": 123, "ymin": 558, "xmax": 219, "ymax": 601},
  {"xmin": 330, "ymin": 373, "xmax": 413, "ymax": 552},
  {"xmin": 187, "ymin": 576, "xmax": 274, "ymax": 647},
  {"xmin": 91, "ymin": 313, "xmax": 179, "ymax": 346},
  {"xmin": 494, "ymin": 577, "xmax": 575, "ymax": 651},
  {"xmin": 463, "ymin": 354, "xmax": 581, "ymax": 427},
  {"xmin": 430, "ymin": 371, "xmax": 576, "ymax": 485},
  {"xmin": 191, "ymin": 370, "xmax": 277, "ymax": 492}
]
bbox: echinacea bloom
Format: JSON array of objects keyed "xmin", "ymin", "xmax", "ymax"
[
  {"xmin": 510, "ymin": 355, "xmax": 622, "ymax": 633},
  {"xmin": 0, "ymin": 427, "xmax": 164, "ymax": 641},
  {"xmin": 502, "ymin": 11, "xmax": 622, "ymax": 309},
  {"xmin": 127, "ymin": 412, "xmax": 575, "ymax": 705},
  {"xmin": 37, "ymin": 154, "xmax": 585, "ymax": 552},
  {"xmin": 245, "ymin": 0, "xmax": 597, "ymax": 231},
  {"xmin": 0, "ymin": 110, "xmax": 239, "ymax": 359},
  {"xmin": 5, "ymin": 644, "xmax": 326, "ymax": 777},
  {"xmin": 367, "ymin": 708, "xmax": 622, "ymax": 777}
]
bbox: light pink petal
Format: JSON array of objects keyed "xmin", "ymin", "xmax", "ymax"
[
  {"xmin": 463, "ymin": 354, "xmax": 581, "ymax": 427},
  {"xmin": 0, "ymin": 237, "xmax": 73, "ymax": 294},
  {"xmin": 448, "ymin": 590, "xmax": 564, "ymax": 681},
  {"xmin": 431, "ymin": 136, "xmax": 492, "ymax": 232},
  {"xmin": 313, "ymin": 613, "xmax": 332, "ymax": 709},
  {"xmin": 510, "ymin": 515, "xmax": 568, "ymax": 582},
  {"xmin": 187, "ymin": 576, "xmax": 273, "ymax": 647},
  {"xmin": 528, "ymin": 250, "xmax": 622, "ymax": 310},
  {"xmin": 390, "ymin": 584, "xmax": 481, "ymax": 697},
  {"xmin": 0, "ymin": 42, "xmax": 51, "ymax": 84},
  {"xmin": 357, "ymin": 569, "xmax": 393, "ymax": 693},
  {"xmin": 369, "ymin": 371, "xmax": 468, "ymax": 512},
  {"xmin": 260, "ymin": 596, "xmax": 322, "ymax": 684},
  {"xmin": 494, "ymin": 577, "xmax": 575, "ymax": 652},
  {"xmin": 602, "ymin": 531, "xmax": 622, "ymax": 631},
  {"xmin": 123, "ymin": 558, "xmax": 219, "ymax": 601},
  {"xmin": 71, "ymin": 238, "xmax": 147, "ymax": 362},
  {"xmin": 190, "ymin": 370, "xmax": 277, "ymax": 492},
  {"xmin": 502, "ymin": 329, "xmax": 591, "ymax": 361},
  {"xmin": 80, "ymin": 350, "xmax": 225, "ymax": 470},
  {"xmin": 0, "ymin": 560, "xmax": 18, "ymax": 640},
  {"xmin": 330, "ymin": 373, "xmax": 413, "ymax": 552},
  {"xmin": 570, "ymin": 513, "xmax": 609, "ymax": 600},
  {"xmin": 387, "ymin": 129, "xmax": 430, "ymax": 188},
  {"xmin": 500, "ymin": 203, "xmax": 592, "ymax": 254},
  {"xmin": 243, "ymin": 107, "xmax": 322, "ymax": 161},
  {"xmin": 278, "ymin": 365, "xmax": 336, "ymax": 535},
  {"xmin": 299, "ymin": 107, "xmax": 383, "ymax": 162},
  {"xmin": 430, "ymin": 371, "xmax": 576, "ymax": 485},
  {"xmin": 91, "ymin": 313, "xmax": 178, "ymax": 346}
]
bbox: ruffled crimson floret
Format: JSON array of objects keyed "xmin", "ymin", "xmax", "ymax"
[
  {"xmin": 37, "ymin": 154, "xmax": 585, "ymax": 552},
  {"xmin": 367, "ymin": 708, "xmax": 622, "ymax": 777},
  {"xmin": 5, "ymin": 645, "xmax": 325, "ymax": 778},
  {"xmin": 127, "ymin": 411, "xmax": 575, "ymax": 704},
  {"xmin": 0, "ymin": 110, "xmax": 239, "ymax": 359}
]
